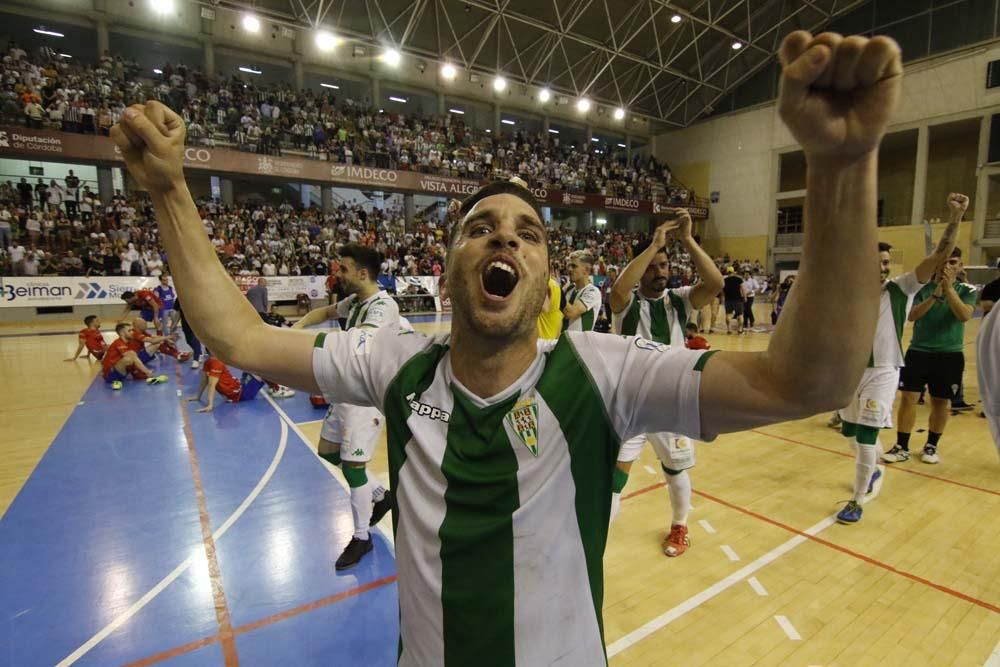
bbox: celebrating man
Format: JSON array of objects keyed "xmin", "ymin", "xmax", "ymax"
[{"xmin": 111, "ymin": 30, "xmax": 901, "ymax": 666}]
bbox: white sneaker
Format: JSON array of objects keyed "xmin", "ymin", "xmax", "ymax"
[
  {"xmin": 271, "ymin": 387, "xmax": 296, "ymax": 399},
  {"xmin": 190, "ymin": 359, "xmax": 200, "ymax": 369},
  {"xmin": 921, "ymin": 446, "xmax": 939, "ymax": 464}
]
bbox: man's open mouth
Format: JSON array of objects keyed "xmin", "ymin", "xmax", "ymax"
[{"xmin": 482, "ymin": 258, "xmax": 519, "ymax": 299}]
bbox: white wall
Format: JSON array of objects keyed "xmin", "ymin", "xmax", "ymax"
[{"xmin": 655, "ymin": 40, "xmax": 1000, "ymax": 241}]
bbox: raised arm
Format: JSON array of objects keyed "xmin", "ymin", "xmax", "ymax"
[
  {"xmin": 291, "ymin": 304, "xmax": 338, "ymax": 330},
  {"xmin": 609, "ymin": 221, "xmax": 672, "ymax": 313},
  {"xmin": 676, "ymin": 209, "xmax": 724, "ymax": 309},
  {"xmin": 914, "ymin": 193, "xmax": 969, "ymax": 283},
  {"xmin": 698, "ymin": 31, "xmax": 902, "ymax": 437},
  {"xmin": 110, "ymin": 102, "xmax": 319, "ymax": 392}
]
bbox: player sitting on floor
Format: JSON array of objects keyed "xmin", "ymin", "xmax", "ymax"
[
  {"xmin": 102, "ymin": 322, "xmax": 167, "ymax": 389},
  {"xmin": 186, "ymin": 357, "xmax": 267, "ymax": 413},
  {"xmin": 66, "ymin": 315, "xmax": 107, "ymax": 361},
  {"xmin": 684, "ymin": 322, "xmax": 711, "ymax": 350},
  {"xmin": 129, "ymin": 317, "xmax": 192, "ymax": 363}
]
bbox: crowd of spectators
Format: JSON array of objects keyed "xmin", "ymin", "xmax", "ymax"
[{"xmin": 0, "ymin": 42, "xmax": 694, "ymax": 203}]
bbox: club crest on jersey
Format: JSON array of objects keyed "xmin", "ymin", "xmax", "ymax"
[
  {"xmin": 634, "ymin": 337, "xmax": 668, "ymax": 353},
  {"xmin": 506, "ymin": 398, "xmax": 540, "ymax": 457}
]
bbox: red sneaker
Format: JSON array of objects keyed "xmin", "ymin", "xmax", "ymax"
[{"xmin": 663, "ymin": 524, "xmax": 690, "ymax": 557}]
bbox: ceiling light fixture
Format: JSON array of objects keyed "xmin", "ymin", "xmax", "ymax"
[
  {"xmin": 448, "ymin": 108, "xmax": 465, "ymax": 115},
  {"xmin": 238, "ymin": 66, "xmax": 262, "ymax": 74},
  {"xmin": 315, "ymin": 30, "xmax": 337, "ymax": 52},
  {"xmin": 321, "ymin": 83, "xmax": 340, "ymax": 89},
  {"xmin": 613, "ymin": 107, "xmax": 625, "ymax": 120},
  {"xmin": 440, "ymin": 63, "xmax": 457, "ymax": 80},
  {"xmin": 389, "ymin": 96, "xmax": 407, "ymax": 103},
  {"xmin": 671, "ymin": 14, "xmax": 682, "ymax": 23},
  {"xmin": 501, "ymin": 119, "xmax": 515, "ymax": 125},
  {"xmin": 493, "ymin": 76, "xmax": 507, "ymax": 92},
  {"xmin": 732, "ymin": 41, "xmax": 743, "ymax": 50},
  {"xmin": 150, "ymin": 0, "xmax": 174, "ymax": 14},
  {"xmin": 548, "ymin": 129, "xmax": 559, "ymax": 134},
  {"xmin": 576, "ymin": 98, "xmax": 591, "ymax": 113},
  {"xmin": 153, "ymin": 68, "xmax": 163, "ymax": 74},
  {"xmin": 617, "ymin": 143, "xmax": 627, "ymax": 148},
  {"xmin": 383, "ymin": 48, "xmax": 401, "ymax": 66},
  {"xmin": 538, "ymin": 88, "xmax": 551, "ymax": 103},
  {"xmin": 242, "ymin": 14, "xmax": 260, "ymax": 33},
  {"xmin": 33, "ymin": 27, "xmax": 64, "ymax": 37}
]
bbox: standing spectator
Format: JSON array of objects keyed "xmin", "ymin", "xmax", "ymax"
[
  {"xmin": 721, "ymin": 266, "xmax": 745, "ymax": 334},
  {"xmin": 246, "ymin": 277, "xmax": 269, "ymax": 314},
  {"xmin": 742, "ymin": 270, "xmax": 760, "ymax": 330},
  {"xmin": 0, "ymin": 206, "xmax": 11, "ymax": 249},
  {"xmin": 34, "ymin": 179, "xmax": 48, "ymax": 211},
  {"xmin": 64, "ymin": 170, "xmax": 80, "ymax": 219},
  {"xmin": 7, "ymin": 240, "xmax": 25, "ymax": 275},
  {"xmin": 16, "ymin": 178, "xmax": 33, "ymax": 207}
]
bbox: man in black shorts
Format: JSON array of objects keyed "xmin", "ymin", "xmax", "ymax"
[
  {"xmin": 884, "ymin": 249, "xmax": 977, "ymax": 464},
  {"xmin": 722, "ymin": 266, "xmax": 745, "ymax": 334}
]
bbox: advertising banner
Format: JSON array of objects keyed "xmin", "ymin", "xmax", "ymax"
[
  {"xmin": 0, "ymin": 127, "xmax": 708, "ymax": 219},
  {"xmin": 231, "ymin": 275, "xmax": 327, "ymax": 302},
  {"xmin": 0, "ymin": 276, "xmax": 158, "ymax": 307}
]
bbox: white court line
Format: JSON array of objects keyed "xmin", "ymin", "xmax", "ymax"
[
  {"xmin": 57, "ymin": 418, "xmax": 288, "ymax": 667},
  {"xmin": 643, "ymin": 465, "xmax": 657, "ymax": 475},
  {"xmin": 747, "ymin": 576, "xmax": 768, "ymax": 596},
  {"xmin": 607, "ymin": 464, "xmax": 885, "ymax": 658},
  {"xmin": 985, "ymin": 636, "xmax": 1000, "ymax": 666},
  {"xmin": 698, "ymin": 519, "xmax": 717, "ymax": 534},
  {"xmin": 720, "ymin": 545, "xmax": 741, "ymax": 561},
  {"xmin": 264, "ymin": 395, "xmax": 395, "ymax": 550},
  {"xmin": 774, "ymin": 615, "xmax": 802, "ymax": 640}
]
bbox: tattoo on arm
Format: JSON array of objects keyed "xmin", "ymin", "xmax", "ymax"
[{"xmin": 933, "ymin": 221, "xmax": 959, "ymax": 255}]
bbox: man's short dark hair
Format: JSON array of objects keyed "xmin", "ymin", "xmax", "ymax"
[
  {"xmin": 120, "ymin": 291, "xmax": 135, "ymax": 302},
  {"xmin": 340, "ymin": 243, "xmax": 382, "ymax": 279},
  {"xmin": 84, "ymin": 314, "xmax": 97, "ymax": 327},
  {"xmin": 878, "ymin": 242, "xmax": 892, "ymax": 253},
  {"xmin": 115, "ymin": 322, "xmax": 130, "ymax": 336},
  {"xmin": 451, "ymin": 180, "xmax": 545, "ymax": 247},
  {"xmin": 951, "ymin": 247, "xmax": 962, "ymax": 258},
  {"xmin": 685, "ymin": 321, "xmax": 698, "ymax": 332}
]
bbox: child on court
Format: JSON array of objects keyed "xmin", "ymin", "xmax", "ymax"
[{"xmin": 186, "ymin": 357, "xmax": 267, "ymax": 412}]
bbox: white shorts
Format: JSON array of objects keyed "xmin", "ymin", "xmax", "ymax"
[
  {"xmin": 988, "ymin": 414, "xmax": 1000, "ymax": 461},
  {"xmin": 617, "ymin": 433, "xmax": 696, "ymax": 471},
  {"xmin": 838, "ymin": 366, "xmax": 900, "ymax": 430},
  {"xmin": 319, "ymin": 403, "xmax": 384, "ymax": 463}
]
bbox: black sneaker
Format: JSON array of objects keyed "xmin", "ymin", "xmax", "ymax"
[
  {"xmin": 370, "ymin": 490, "xmax": 393, "ymax": 526},
  {"xmin": 335, "ymin": 537, "xmax": 373, "ymax": 571},
  {"xmin": 951, "ymin": 402, "xmax": 974, "ymax": 412}
]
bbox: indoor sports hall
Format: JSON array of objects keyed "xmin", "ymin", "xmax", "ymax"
[{"xmin": 2, "ymin": 1, "xmax": 999, "ymax": 666}]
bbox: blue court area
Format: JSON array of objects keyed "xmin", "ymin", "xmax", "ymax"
[{"xmin": 0, "ymin": 354, "xmax": 398, "ymax": 666}]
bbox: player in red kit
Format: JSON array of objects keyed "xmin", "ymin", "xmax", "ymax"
[
  {"xmin": 66, "ymin": 315, "xmax": 107, "ymax": 361},
  {"xmin": 121, "ymin": 289, "xmax": 162, "ymax": 327},
  {"xmin": 129, "ymin": 317, "xmax": 192, "ymax": 362},
  {"xmin": 684, "ymin": 322, "xmax": 711, "ymax": 350},
  {"xmin": 186, "ymin": 357, "xmax": 266, "ymax": 412},
  {"xmin": 102, "ymin": 322, "xmax": 167, "ymax": 389}
]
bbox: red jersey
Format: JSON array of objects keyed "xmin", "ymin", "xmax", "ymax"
[
  {"xmin": 204, "ymin": 358, "xmax": 242, "ymax": 401},
  {"xmin": 685, "ymin": 335, "xmax": 711, "ymax": 350},
  {"xmin": 79, "ymin": 327, "xmax": 106, "ymax": 356},
  {"xmin": 128, "ymin": 327, "xmax": 150, "ymax": 353},
  {"xmin": 133, "ymin": 289, "xmax": 162, "ymax": 311},
  {"xmin": 102, "ymin": 338, "xmax": 131, "ymax": 377}
]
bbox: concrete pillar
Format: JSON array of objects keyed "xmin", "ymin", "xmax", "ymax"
[
  {"xmin": 203, "ymin": 41, "xmax": 215, "ymax": 77},
  {"xmin": 96, "ymin": 20, "xmax": 109, "ymax": 60},
  {"xmin": 910, "ymin": 124, "xmax": 929, "ymax": 225},
  {"xmin": 321, "ymin": 185, "xmax": 333, "ymax": 214},
  {"xmin": 294, "ymin": 60, "xmax": 304, "ymax": 90},
  {"xmin": 586, "ymin": 125, "xmax": 593, "ymax": 146},
  {"xmin": 543, "ymin": 116, "xmax": 550, "ymax": 135},
  {"xmin": 404, "ymin": 193, "xmax": 415, "ymax": 230},
  {"xmin": 626, "ymin": 134, "xmax": 632, "ymax": 161},
  {"xmin": 97, "ymin": 165, "xmax": 114, "ymax": 204},
  {"xmin": 494, "ymin": 103, "xmax": 501, "ymax": 135},
  {"xmin": 371, "ymin": 78, "xmax": 381, "ymax": 109},
  {"xmin": 372, "ymin": 190, "xmax": 385, "ymax": 211},
  {"xmin": 972, "ymin": 113, "xmax": 992, "ymax": 264},
  {"xmin": 438, "ymin": 92, "xmax": 446, "ymax": 116},
  {"xmin": 220, "ymin": 178, "xmax": 234, "ymax": 206}
]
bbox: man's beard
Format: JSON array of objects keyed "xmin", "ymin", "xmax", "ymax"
[{"xmin": 449, "ymin": 269, "xmax": 547, "ymax": 341}]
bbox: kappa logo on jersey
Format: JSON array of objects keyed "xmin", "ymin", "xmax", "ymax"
[
  {"xmin": 505, "ymin": 398, "xmax": 540, "ymax": 457},
  {"xmin": 634, "ymin": 337, "xmax": 668, "ymax": 353},
  {"xmin": 352, "ymin": 449, "xmax": 365, "ymax": 457},
  {"xmin": 406, "ymin": 393, "xmax": 450, "ymax": 423}
]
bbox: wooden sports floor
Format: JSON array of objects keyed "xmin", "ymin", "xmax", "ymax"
[{"xmin": 1, "ymin": 312, "xmax": 997, "ymax": 666}]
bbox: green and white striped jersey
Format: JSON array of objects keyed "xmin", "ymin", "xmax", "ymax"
[
  {"xmin": 312, "ymin": 328, "xmax": 712, "ymax": 666},
  {"xmin": 335, "ymin": 290, "xmax": 399, "ymax": 330},
  {"xmin": 871, "ymin": 272, "xmax": 923, "ymax": 368},
  {"xmin": 612, "ymin": 286, "xmax": 694, "ymax": 343},
  {"xmin": 563, "ymin": 282, "xmax": 603, "ymax": 332}
]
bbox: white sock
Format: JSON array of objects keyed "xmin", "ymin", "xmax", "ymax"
[
  {"xmin": 854, "ymin": 441, "xmax": 878, "ymax": 503},
  {"xmin": 371, "ymin": 482, "xmax": 386, "ymax": 502},
  {"xmin": 610, "ymin": 492, "xmax": 622, "ymax": 524},
  {"xmin": 664, "ymin": 468, "xmax": 692, "ymax": 526},
  {"xmin": 350, "ymin": 482, "xmax": 373, "ymax": 540}
]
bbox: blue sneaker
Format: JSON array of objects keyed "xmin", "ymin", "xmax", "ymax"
[
  {"xmin": 867, "ymin": 468, "xmax": 882, "ymax": 495},
  {"xmin": 837, "ymin": 501, "xmax": 863, "ymax": 524}
]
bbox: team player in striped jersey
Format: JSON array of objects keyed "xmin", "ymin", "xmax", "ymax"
[
  {"xmin": 562, "ymin": 251, "xmax": 602, "ymax": 332},
  {"xmin": 292, "ymin": 244, "xmax": 397, "ymax": 569},
  {"xmin": 608, "ymin": 208, "xmax": 724, "ymax": 555},
  {"xmin": 835, "ymin": 192, "xmax": 966, "ymax": 524},
  {"xmin": 113, "ymin": 31, "xmax": 903, "ymax": 662}
]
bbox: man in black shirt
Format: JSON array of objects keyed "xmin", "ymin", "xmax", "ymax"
[
  {"xmin": 722, "ymin": 266, "xmax": 746, "ymax": 334},
  {"xmin": 64, "ymin": 170, "xmax": 80, "ymax": 220},
  {"xmin": 16, "ymin": 178, "xmax": 33, "ymax": 207}
]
